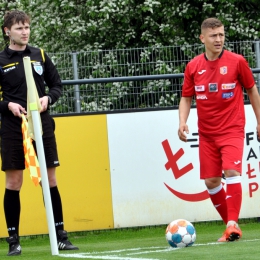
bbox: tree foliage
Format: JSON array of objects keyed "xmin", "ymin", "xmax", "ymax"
[
  {"xmin": 0, "ymin": 1, "xmax": 260, "ymax": 113},
  {"xmin": 0, "ymin": 0, "xmax": 260, "ymax": 52}
]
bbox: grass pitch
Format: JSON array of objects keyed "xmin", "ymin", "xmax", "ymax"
[{"xmin": 0, "ymin": 219, "xmax": 259, "ymax": 259}]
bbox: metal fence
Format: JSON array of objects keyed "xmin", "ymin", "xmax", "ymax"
[{"xmin": 47, "ymin": 41, "xmax": 260, "ymax": 115}]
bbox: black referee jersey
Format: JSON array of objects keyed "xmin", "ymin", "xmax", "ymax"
[{"xmin": 0, "ymin": 45, "xmax": 62, "ymax": 115}]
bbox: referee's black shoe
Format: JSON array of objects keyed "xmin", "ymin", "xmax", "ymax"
[
  {"xmin": 6, "ymin": 234, "xmax": 22, "ymax": 256},
  {"xmin": 57, "ymin": 230, "xmax": 79, "ymax": 250}
]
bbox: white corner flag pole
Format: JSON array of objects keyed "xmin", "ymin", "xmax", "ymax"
[{"xmin": 23, "ymin": 57, "xmax": 59, "ymax": 256}]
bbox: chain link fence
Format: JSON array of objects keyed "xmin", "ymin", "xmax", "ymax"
[{"xmin": 47, "ymin": 41, "xmax": 260, "ymax": 115}]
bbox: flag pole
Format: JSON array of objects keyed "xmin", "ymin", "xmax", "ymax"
[{"xmin": 23, "ymin": 57, "xmax": 59, "ymax": 256}]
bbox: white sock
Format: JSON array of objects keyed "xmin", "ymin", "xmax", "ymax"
[{"xmin": 227, "ymin": 220, "xmax": 239, "ymax": 228}]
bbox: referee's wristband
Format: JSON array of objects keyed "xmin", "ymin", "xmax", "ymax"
[{"xmin": 47, "ymin": 95, "xmax": 52, "ymax": 105}]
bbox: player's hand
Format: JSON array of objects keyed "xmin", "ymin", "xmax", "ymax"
[
  {"xmin": 8, "ymin": 102, "xmax": 26, "ymax": 117},
  {"xmin": 178, "ymin": 124, "xmax": 189, "ymax": 142},
  {"xmin": 39, "ymin": 96, "xmax": 49, "ymax": 113}
]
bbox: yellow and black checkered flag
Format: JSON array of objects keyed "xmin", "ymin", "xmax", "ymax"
[{"xmin": 21, "ymin": 114, "xmax": 41, "ymax": 186}]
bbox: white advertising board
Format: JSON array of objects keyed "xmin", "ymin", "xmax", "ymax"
[{"xmin": 107, "ymin": 105, "xmax": 260, "ymax": 227}]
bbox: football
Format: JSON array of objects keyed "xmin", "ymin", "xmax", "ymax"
[{"xmin": 165, "ymin": 219, "xmax": 196, "ymax": 248}]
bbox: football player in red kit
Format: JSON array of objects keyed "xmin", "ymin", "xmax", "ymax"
[{"xmin": 178, "ymin": 17, "xmax": 260, "ymax": 242}]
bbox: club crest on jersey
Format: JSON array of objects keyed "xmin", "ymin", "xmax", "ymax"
[
  {"xmin": 195, "ymin": 85, "xmax": 205, "ymax": 91},
  {"xmin": 33, "ymin": 62, "xmax": 43, "ymax": 75},
  {"xmin": 220, "ymin": 66, "xmax": 227, "ymax": 75},
  {"xmin": 209, "ymin": 83, "xmax": 218, "ymax": 92}
]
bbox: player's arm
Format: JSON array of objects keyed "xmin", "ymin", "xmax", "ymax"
[
  {"xmin": 246, "ymin": 84, "xmax": 260, "ymax": 137},
  {"xmin": 178, "ymin": 96, "xmax": 192, "ymax": 142}
]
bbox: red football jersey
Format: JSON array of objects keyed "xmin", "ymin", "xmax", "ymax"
[{"xmin": 182, "ymin": 50, "xmax": 255, "ymax": 140}]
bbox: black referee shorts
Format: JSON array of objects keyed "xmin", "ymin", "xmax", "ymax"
[{"xmin": 0, "ymin": 112, "xmax": 60, "ymax": 171}]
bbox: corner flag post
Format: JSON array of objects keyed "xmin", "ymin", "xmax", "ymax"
[{"xmin": 23, "ymin": 56, "xmax": 59, "ymax": 256}]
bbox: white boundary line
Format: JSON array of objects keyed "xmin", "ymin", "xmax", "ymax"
[
  {"xmin": 58, "ymin": 254, "xmax": 160, "ymax": 260},
  {"xmin": 58, "ymin": 239, "xmax": 260, "ymax": 259}
]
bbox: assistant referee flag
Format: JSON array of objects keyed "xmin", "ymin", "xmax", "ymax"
[{"xmin": 21, "ymin": 113, "xmax": 41, "ymax": 186}]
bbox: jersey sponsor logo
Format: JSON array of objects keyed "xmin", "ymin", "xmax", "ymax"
[
  {"xmin": 222, "ymin": 83, "xmax": 236, "ymax": 89},
  {"xmin": 222, "ymin": 92, "xmax": 234, "ymax": 99},
  {"xmin": 198, "ymin": 69, "xmax": 206, "ymax": 75},
  {"xmin": 195, "ymin": 85, "xmax": 205, "ymax": 91},
  {"xmin": 220, "ymin": 66, "xmax": 227, "ymax": 75},
  {"xmin": 33, "ymin": 62, "xmax": 43, "ymax": 75},
  {"xmin": 209, "ymin": 83, "xmax": 218, "ymax": 92},
  {"xmin": 3, "ymin": 66, "xmax": 16, "ymax": 73},
  {"xmin": 196, "ymin": 94, "xmax": 207, "ymax": 99}
]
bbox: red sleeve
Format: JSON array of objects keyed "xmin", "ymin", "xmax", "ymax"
[
  {"xmin": 238, "ymin": 56, "xmax": 255, "ymax": 89},
  {"xmin": 182, "ymin": 63, "xmax": 195, "ymax": 97}
]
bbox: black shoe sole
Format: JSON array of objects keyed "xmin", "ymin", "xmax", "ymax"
[
  {"xmin": 7, "ymin": 251, "xmax": 21, "ymax": 256},
  {"xmin": 228, "ymin": 232, "xmax": 240, "ymax": 242}
]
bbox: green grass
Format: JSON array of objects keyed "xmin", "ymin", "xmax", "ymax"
[{"xmin": 0, "ymin": 219, "xmax": 260, "ymax": 259}]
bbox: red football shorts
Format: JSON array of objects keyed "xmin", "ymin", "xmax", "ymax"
[{"xmin": 199, "ymin": 136, "xmax": 244, "ymax": 179}]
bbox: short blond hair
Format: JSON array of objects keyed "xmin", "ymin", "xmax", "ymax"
[{"xmin": 201, "ymin": 18, "xmax": 223, "ymax": 33}]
